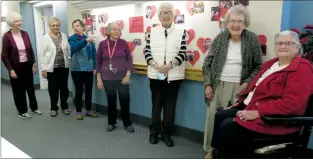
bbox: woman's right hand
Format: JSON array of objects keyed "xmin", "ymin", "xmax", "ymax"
[
  {"xmin": 97, "ymin": 80, "xmax": 103, "ymax": 89},
  {"xmin": 41, "ymin": 70, "xmax": 47, "ymax": 79},
  {"xmin": 205, "ymin": 85, "xmax": 213, "ymax": 100},
  {"xmin": 10, "ymin": 70, "xmax": 17, "ymax": 79}
]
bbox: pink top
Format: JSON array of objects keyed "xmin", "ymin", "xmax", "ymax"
[{"xmin": 11, "ymin": 31, "xmax": 28, "ymax": 62}]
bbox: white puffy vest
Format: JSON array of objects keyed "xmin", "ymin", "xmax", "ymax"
[{"xmin": 147, "ymin": 24, "xmax": 185, "ymax": 81}]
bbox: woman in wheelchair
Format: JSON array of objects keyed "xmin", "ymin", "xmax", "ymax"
[{"xmin": 209, "ymin": 30, "xmax": 313, "ymax": 158}]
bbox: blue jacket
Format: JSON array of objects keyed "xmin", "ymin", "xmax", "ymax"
[{"xmin": 68, "ymin": 34, "xmax": 96, "ymax": 71}]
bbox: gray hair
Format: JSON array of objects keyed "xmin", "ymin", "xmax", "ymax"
[
  {"xmin": 276, "ymin": 30, "xmax": 303, "ymax": 55},
  {"xmin": 5, "ymin": 12, "xmax": 22, "ymax": 27},
  {"xmin": 224, "ymin": 5, "xmax": 250, "ymax": 27},
  {"xmin": 105, "ymin": 22, "xmax": 120, "ymax": 37},
  {"xmin": 48, "ymin": 16, "xmax": 61, "ymax": 26},
  {"xmin": 157, "ymin": 2, "xmax": 175, "ymax": 19}
]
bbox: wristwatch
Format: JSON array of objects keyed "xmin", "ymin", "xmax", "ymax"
[{"xmin": 170, "ymin": 61, "xmax": 175, "ymax": 68}]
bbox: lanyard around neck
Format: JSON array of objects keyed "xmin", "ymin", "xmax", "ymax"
[{"xmin": 107, "ymin": 39, "xmax": 118, "ymax": 59}]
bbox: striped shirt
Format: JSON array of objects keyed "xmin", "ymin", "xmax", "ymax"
[{"xmin": 144, "ymin": 29, "xmax": 187, "ymax": 65}]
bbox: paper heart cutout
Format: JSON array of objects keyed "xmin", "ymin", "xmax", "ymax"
[
  {"xmin": 150, "ymin": 5, "xmax": 157, "ymax": 18},
  {"xmin": 146, "ymin": 26, "xmax": 151, "ymax": 33},
  {"xmin": 187, "ymin": 50, "xmax": 200, "ymax": 66},
  {"xmin": 119, "ymin": 20, "xmax": 124, "ymax": 30},
  {"xmin": 291, "ymin": 28, "xmax": 300, "ymax": 34},
  {"xmin": 175, "ymin": 9, "xmax": 181, "ymax": 16},
  {"xmin": 100, "ymin": 26, "xmax": 107, "ymax": 38},
  {"xmin": 187, "ymin": 29, "xmax": 195, "ymax": 44},
  {"xmin": 185, "ymin": 1, "xmax": 194, "ymax": 16},
  {"xmin": 303, "ymin": 24, "xmax": 313, "ymax": 29},
  {"xmin": 197, "ymin": 38, "xmax": 212, "ymax": 54},
  {"xmin": 257, "ymin": 35, "xmax": 267, "ymax": 45},
  {"xmin": 103, "ymin": 13, "xmax": 109, "ymax": 24},
  {"xmin": 127, "ymin": 41, "xmax": 136, "ymax": 53}
]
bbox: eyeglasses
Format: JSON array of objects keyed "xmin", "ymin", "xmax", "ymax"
[
  {"xmin": 160, "ymin": 11, "xmax": 173, "ymax": 16},
  {"xmin": 111, "ymin": 28, "xmax": 121, "ymax": 32},
  {"xmin": 229, "ymin": 19, "xmax": 244, "ymax": 25},
  {"xmin": 275, "ymin": 41, "xmax": 296, "ymax": 47},
  {"xmin": 50, "ymin": 24, "xmax": 60, "ymax": 28}
]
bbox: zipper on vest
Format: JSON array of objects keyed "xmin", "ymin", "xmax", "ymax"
[{"xmin": 164, "ymin": 29, "xmax": 170, "ymax": 83}]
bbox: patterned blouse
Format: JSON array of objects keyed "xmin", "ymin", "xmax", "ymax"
[{"xmin": 50, "ymin": 34, "xmax": 65, "ymax": 68}]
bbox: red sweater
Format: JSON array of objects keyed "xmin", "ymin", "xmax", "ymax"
[{"xmin": 235, "ymin": 55, "xmax": 313, "ymax": 135}]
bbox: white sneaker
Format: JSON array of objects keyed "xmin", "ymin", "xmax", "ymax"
[
  {"xmin": 18, "ymin": 113, "xmax": 31, "ymax": 118},
  {"xmin": 31, "ymin": 110, "xmax": 42, "ymax": 115}
]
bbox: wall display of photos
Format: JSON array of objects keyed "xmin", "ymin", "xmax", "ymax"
[{"xmin": 68, "ymin": 0, "xmax": 283, "ymax": 70}]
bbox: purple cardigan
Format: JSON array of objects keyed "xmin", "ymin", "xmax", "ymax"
[
  {"xmin": 1, "ymin": 30, "xmax": 36, "ymax": 72},
  {"xmin": 96, "ymin": 38, "xmax": 133, "ymax": 80}
]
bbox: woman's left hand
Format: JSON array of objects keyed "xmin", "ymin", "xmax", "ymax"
[
  {"xmin": 32, "ymin": 64, "xmax": 37, "ymax": 75},
  {"xmin": 236, "ymin": 110, "xmax": 260, "ymax": 121},
  {"xmin": 238, "ymin": 82, "xmax": 249, "ymax": 95},
  {"xmin": 122, "ymin": 75, "xmax": 130, "ymax": 85}
]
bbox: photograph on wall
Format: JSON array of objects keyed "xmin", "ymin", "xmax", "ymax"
[
  {"xmin": 233, "ymin": 0, "xmax": 249, "ymax": 6},
  {"xmin": 211, "ymin": 7, "xmax": 220, "ymax": 21},
  {"xmin": 133, "ymin": 39, "xmax": 141, "ymax": 46},
  {"xmin": 145, "ymin": 5, "xmax": 156, "ymax": 19},
  {"xmin": 191, "ymin": 1, "xmax": 205, "ymax": 14},
  {"xmin": 219, "ymin": 0, "xmax": 233, "ymax": 8},
  {"xmin": 98, "ymin": 14, "xmax": 104, "ymax": 23},
  {"xmin": 219, "ymin": 20, "xmax": 225, "ymax": 32},
  {"xmin": 204, "ymin": 39, "xmax": 213, "ymax": 50},
  {"xmin": 174, "ymin": 14, "xmax": 185, "ymax": 24}
]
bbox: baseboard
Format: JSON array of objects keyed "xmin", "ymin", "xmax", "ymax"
[
  {"xmin": 1, "ymin": 78, "xmax": 40, "ymax": 90},
  {"xmin": 77, "ymin": 99, "xmax": 204, "ymax": 144}
]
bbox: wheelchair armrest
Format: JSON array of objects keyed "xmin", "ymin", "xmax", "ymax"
[{"xmin": 262, "ymin": 115, "xmax": 313, "ymax": 126}]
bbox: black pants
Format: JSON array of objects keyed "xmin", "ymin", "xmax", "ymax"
[
  {"xmin": 211, "ymin": 105, "xmax": 296, "ymax": 158},
  {"xmin": 149, "ymin": 79, "xmax": 181, "ymax": 136},
  {"xmin": 10, "ymin": 62, "xmax": 38, "ymax": 114},
  {"xmin": 47, "ymin": 68, "xmax": 69, "ymax": 111},
  {"xmin": 71, "ymin": 71, "xmax": 93, "ymax": 112},
  {"xmin": 103, "ymin": 80, "xmax": 132, "ymax": 126}
]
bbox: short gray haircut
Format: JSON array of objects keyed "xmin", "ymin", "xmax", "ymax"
[
  {"xmin": 275, "ymin": 30, "xmax": 303, "ymax": 55},
  {"xmin": 105, "ymin": 22, "xmax": 120, "ymax": 36},
  {"xmin": 224, "ymin": 5, "xmax": 250, "ymax": 27},
  {"xmin": 48, "ymin": 16, "xmax": 61, "ymax": 26},
  {"xmin": 157, "ymin": 2, "xmax": 175, "ymax": 19},
  {"xmin": 5, "ymin": 12, "xmax": 22, "ymax": 27}
]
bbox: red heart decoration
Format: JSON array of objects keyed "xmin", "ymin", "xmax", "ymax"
[
  {"xmin": 150, "ymin": 5, "xmax": 157, "ymax": 18},
  {"xmin": 103, "ymin": 13, "xmax": 109, "ymax": 24},
  {"xmin": 291, "ymin": 28, "xmax": 300, "ymax": 34},
  {"xmin": 119, "ymin": 20, "xmax": 124, "ymax": 30},
  {"xmin": 197, "ymin": 38, "xmax": 212, "ymax": 54},
  {"xmin": 175, "ymin": 9, "xmax": 181, "ymax": 16},
  {"xmin": 127, "ymin": 41, "xmax": 136, "ymax": 53},
  {"xmin": 257, "ymin": 35, "xmax": 267, "ymax": 45},
  {"xmin": 185, "ymin": 1, "xmax": 194, "ymax": 16},
  {"xmin": 187, "ymin": 50, "xmax": 200, "ymax": 66},
  {"xmin": 146, "ymin": 26, "xmax": 151, "ymax": 33},
  {"xmin": 303, "ymin": 24, "xmax": 313, "ymax": 29},
  {"xmin": 100, "ymin": 26, "xmax": 107, "ymax": 38},
  {"xmin": 186, "ymin": 29, "xmax": 195, "ymax": 44}
]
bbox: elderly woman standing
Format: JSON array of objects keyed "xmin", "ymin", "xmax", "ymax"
[
  {"xmin": 202, "ymin": 5, "xmax": 263, "ymax": 157},
  {"xmin": 96, "ymin": 22, "xmax": 134, "ymax": 132},
  {"xmin": 210, "ymin": 30, "xmax": 313, "ymax": 158},
  {"xmin": 38, "ymin": 16, "xmax": 71, "ymax": 117},
  {"xmin": 68, "ymin": 19, "xmax": 98, "ymax": 120},
  {"xmin": 1, "ymin": 12, "xmax": 42, "ymax": 118}
]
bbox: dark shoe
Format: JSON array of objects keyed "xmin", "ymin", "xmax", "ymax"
[
  {"xmin": 106, "ymin": 125, "xmax": 115, "ymax": 132},
  {"xmin": 125, "ymin": 125, "xmax": 134, "ymax": 132},
  {"xmin": 161, "ymin": 135, "xmax": 174, "ymax": 147},
  {"xmin": 149, "ymin": 133, "xmax": 158, "ymax": 144}
]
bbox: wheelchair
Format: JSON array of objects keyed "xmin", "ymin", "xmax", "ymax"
[{"xmin": 253, "ymin": 95, "xmax": 313, "ymax": 158}]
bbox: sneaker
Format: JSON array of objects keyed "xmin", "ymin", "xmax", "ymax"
[
  {"xmin": 31, "ymin": 110, "xmax": 42, "ymax": 115},
  {"xmin": 18, "ymin": 113, "xmax": 31, "ymax": 119},
  {"xmin": 106, "ymin": 125, "xmax": 115, "ymax": 132},
  {"xmin": 77, "ymin": 113, "xmax": 83, "ymax": 120},
  {"xmin": 86, "ymin": 111, "xmax": 99, "ymax": 117},
  {"xmin": 125, "ymin": 125, "xmax": 135, "ymax": 132},
  {"xmin": 149, "ymin": 133, "xmax": 159, "ymax": 144}
]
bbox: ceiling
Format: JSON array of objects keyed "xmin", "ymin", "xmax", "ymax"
[{"xmin": 68, "ymin": 1, "xmax": 146, "ymax": 12}]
